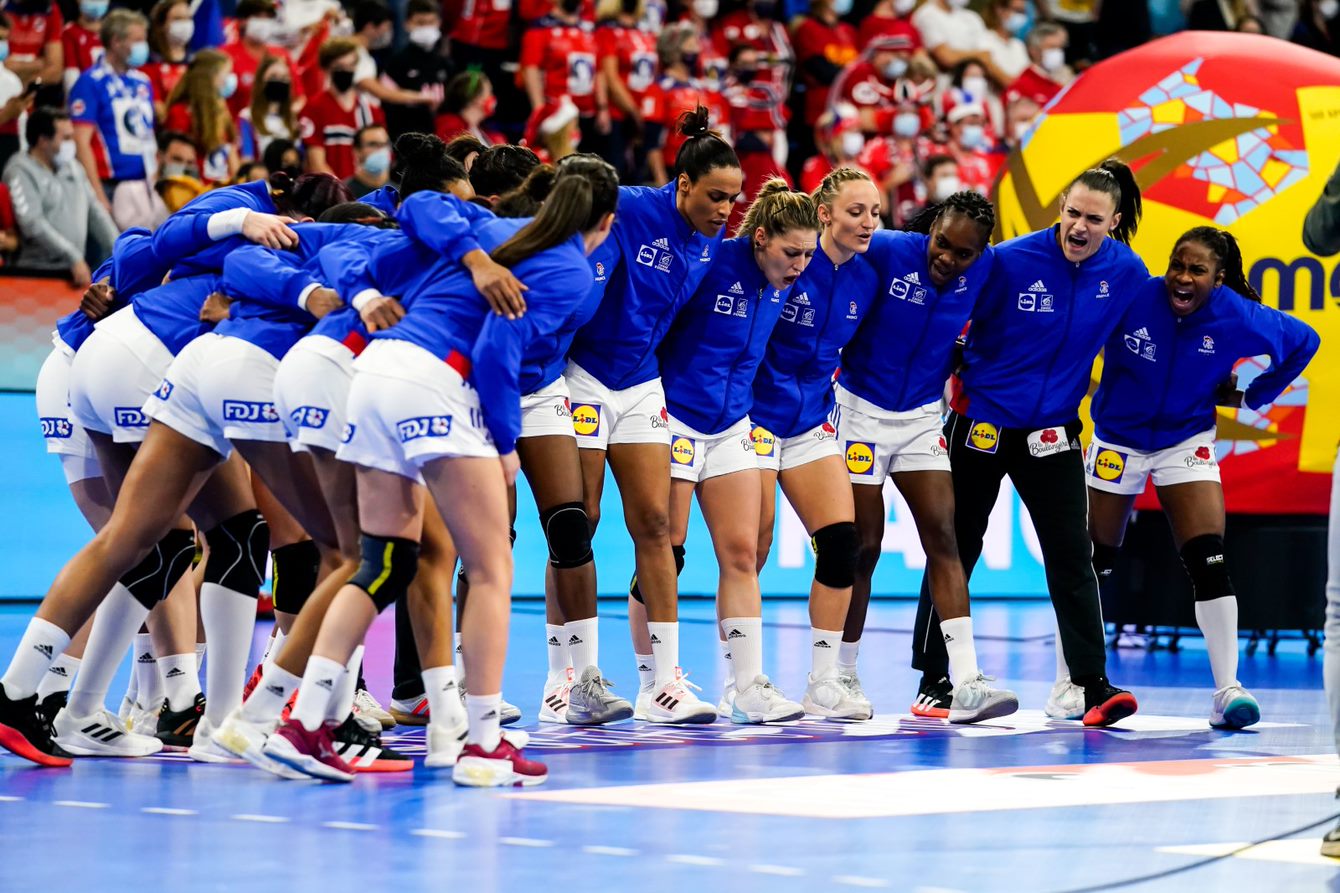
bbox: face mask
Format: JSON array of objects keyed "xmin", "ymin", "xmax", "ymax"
[
  {"xmin": 1005, "ymin": 10, "xmax": 1027, "ymax": 33},
  {"xmin": 883, "ymin": 58, "xmax": 907, "ymax": 80},
  {"xmin": 961, "ymin": 75, "xmax": 988, "ymax": 99},
  {"xmin": 1041, "ymin": 46, "xmax": 1066, "ymax": 72},
  {"xmin": 839, "ymin": 130, "xmax": 864, "ymax": 158},
  {"xmin": 1322, "ymin": 0, "xmax": 1339, "ymax": 17},
  {"xmin": 893, "ymin": 111, "xmax": 920, "ymax": 138},
  {"xmin": 167, "ymin": 19, "xmax": 194, "ymax": 45},
  {"xmin": 0, "ymin": 41, "xmax": 9, "ymax": 63},
  {"xmin": 560, "ymin": 0, "xmax": 582, "ymax": 13},
  {"xmin": 127, "ymin": 40, "xmax": 150, "ymax": 67},
  {"xmin": 958, "ymin": 123, "xmax": 985, "ymax": 150},
  {"xmin": 832, "ymin": 0, "xmax": 852, "ymax": 14},
  {"xmin": 735, "ymin": 67, "xmax": 757, "ymax": 84},
  {"xmin": 162, "ymin": 161, "xmax": 192, "ymax": 178},
  {"xmin": 370, "ymin": 28, "xmax": 392, "ymax": 50},
  {"xmin": 362, "ymin": 147, "xmax": 391, "ymax": 175},
  {"xmin": 693, "ymin": 0, "xmax": 718, "ymax": 16},
  {"xmin": 681, "ymin": 51, "xmax": 700, "ymax": 70},
  {"xmin": 331, "ymin": 17, "xmax": 354, "ymax": 37},
  {"xmin": 245, "ymin": 17, "xmax": 276, "ymax": 43},
  {"xmin": 218, "ymin": 71, "xmax": 238, "ymax": 99},
  {"xmin": 331, "ymin": 69, "xmax": 356, "ymax": 93},
  {"xmin": 621, "ymin": 0, "xmax": 640, "ymax": 15},
  {"xmin": 263, "ymin": 79, "xmax": 291, "ymax": 103},
  {"xmin": 754, "ymin": 0, "xmax": 776, "ymax": 18},
  {"xmin": 892, "ymin": 0, "xmax": 915, "ymax": 13},
  {"xmin": 932, "ymin": 174, "xmax": 961, "ymax": 202},
  {"xmin": 481, "ymin": 93, "xmax": 497, "ymax": 116},
  {"xmin": 56, "ymin": 140, "xmax": 77, "ymax": 168},
  {"xmin": 408, "ymin": 25, "xmax": 440, "ymax": 49},
  {"xmin": 80, "ymin": 0, "xmax": 108, "ymax": 19}
]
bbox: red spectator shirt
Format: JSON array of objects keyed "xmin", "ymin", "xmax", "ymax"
[
  {"xmin": 0, "ymin": 0, "xmax": 61, "ymax": 135},
  {"xmin": 143, "ymin": 58, "xmax": 186, "ymax": 108},
  {"xmin": 61, "ymin": 20, "xmax": 101, "ymax": 76},
  {"xmin": 800, "ymin": 155, "xmax": 834, "ymax": 194},
  {"xmin": 299, "ymin": 90, "xmax": 384, "ymax": 180},
  {"xmin": 858, "ymin": 134, "xmax": 929, "ymax": 226},
  {"xmin": 164, "ymin": 103, "xmax": 234, "ymax": 182},
  {"xmin": 1006, "ymin": 66, "xmax": 1064, "ymax": 107},
  {"xmin": 642, "ymin": 75, "xmax": 729, "ymax": 171},
  {"xmin": 946, "ymin": 145, "xmax": 1003, "ymax": 195},
  {"xmin": 434, "ymin": 111, "xmax": 506, "ymax": 145},
  {"xmin": 519, "ymin": 17, "xmax": 598, "ymax": 117},
  {"xmin": 857, "ymin": 14, "xmax": 921, "ymax": 51},
  {"xmin": 711, "ymin": 11, "xmax": 793, "ymax": 100},
  {"xmin": 594, "ymin": 22, "xmax": 657, "ymax": 122},
  {"xmin": 725, "ymin": 78, "xmax": 788, "ymax": 133},
  {"xmin": 447, "ymin": 0, "xmax": 550, "ymax": 51},
  {"xmin": 790, "ymin": 16, "xmax": 857, "ymax": 125},
  {"xmin": 221, "ymin": 39, "xmax": 304, "ymax": 118},
  {"xmin": 829, "ymin": 60, "xmax": 896, "ymax": 129}
]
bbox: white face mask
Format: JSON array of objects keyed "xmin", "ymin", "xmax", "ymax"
[
  {"xmin": 245, "ymin": 17, "xmax": 276, "ymax": 43},
  {"xmin": 932, "ymin": 174, "xmax": 961, "ymax": 202},
  {"xmin": 408, "ymin": 25, "xmax": 441, "ymax": 49},
  {"xmin": 370, "ymin": 27, "xmax": 393, "ymax": 50},
  {"xmin": 1322, "ymin": 0, "xmax": 1339, "ymax": 18},
  {"xmin": 893, "ymin": 111, "xmax": 920, "ymax": 138},
  {"xmin": 55, "ymin": 140, "xmax": 77, "ymax": 168},
  {"xmin": 331, "ymin": 17, "xmax": 355, "ymax": 37},
  {"xmin": 694, "ymin": 0, "xmax": 719, "ymax": 17},
  {"xmin": 167, "ymin": 19, "xmax": 195, "ymax": 45},
  {"xmin": 883, "ymin": 57, "xmax": 907, "ymax": 80},
  {"xmin": 961, "ymin": 75, "xmax": 988, "ymax": 98},
  {"xmin": 892, "ymin": 0, "xmax": 915, "ymax": 13},
  {"xmin": 958, "ymin": 123, "xmax": 986, "ymax": 150},
  {"xmin": 839, "ymin": 130, "xmax": 865, "ymax": 158},
  {"xmin": 1040, "ymin": 46, "xmax": 1066, "ymax": 72},
  {"xmin": 1005, "ymin": 10, "xmax": 1027, "ymax": 32}
]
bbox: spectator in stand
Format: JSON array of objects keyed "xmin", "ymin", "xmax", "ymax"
[
  {"xmin": 790, "ymin": 0, "xmax": 858, "ymax": 171},
  {"xmin": 1036, "ymin": 0, "xmax": 1097, "ymax": 66},
  {"xmin": 382, "ymin": 0, "xmax": 449, "ymax": 140},
  {"xmin": 448, "ymin": 0, "xmax": 548, "ymax": 140},
  {"xmin": 522, "ymin": 95, "xmax": 581, "ymax": 163},
  {"xmin": 1256, "ymin": 0, "xmax": 1298, "ymax": 39},
  {"xmin": 113, "ymin": 127, "xmax": 197, "ymax": 229},
  {"xmin": 942, "ymin": 59, "xmax": 1003, "ymax": 140},
  {"xmin": 1294, "ymin": 0, "xmax": 1340, "ymax": 55},
  {"xmin": 724, "ymin": 42, "xmax": 793, "ymax": 229},
  {"xmin": 712, "ymin": 0, "xmax": 795, "ymax": 95},
  {"xmin": 1002, "ymin": 79, "xmax": 1048, "ymax": 149},
  {"xmin": 922, "ymin": 153, "xmax": 960, "ymax": 204},
  {"xmin": 436, "ymin": 70, "xmax": 504, "ymax": 146},
  {"xmin": 1007, "ymin": 21, "xmax": 1071, "ymax": 105},
  {"xmin": 222, "ymin": 0, "xmax": 305, "ymax": 118},
  {"xmin": 939, "ymin": 102, "xmax": 999, "ymax": 194},
  {"xmin": 980, "ymin": 0, "xmax": 1030, "ymax": 83},
  {"xmin": 829, "ymin": 33, "xmax": 909, "ymax": 135},
  {"xmin": 644, "ymin": 22, "xmax": 728, "ymax": 184},
  {"xmin": 856, "ymin": 98, "xmax": 925, "ymax": 225},
  {"xmin": 679, "ymin": 0, "xmax": 730, "ymax": 84},
  {"xmin": 69, "ymin": 9, "xmax": 156, "ymax": 222},
  {"xmin": 1236, "ymin": 14, "xmax": 1266, "ymax": 33},
  {"xmin": 343, "ymin": 122, "xmax": 389, "ymax": 197},
  {"xmin": 62, "ymin": 0, "xmax": 105, "ymax": 94},
  {"xmin": 801, "ymin": 103, "xmax": 866, "ymax": 193},
  {"xmin": 596, "ymin": 0, "xmax": 659, "ymax": 179},
  {"xmin": 520, "ymin": 0, "xmax": 609, "ymax": 159},
  {"xmin": 911, "ymin": 0, "xmax": 1012, "ymax": 85},
  {"xmin": 4, "ymin": 106, "xmax": 115, "ymax": 284},
  {"xmin": 233, "ymin": 159, "xmax": 266, "ymax": 181},
  {"xmin": 350, "ymin": 0, "xmax": 436, "ymax": 116},
  {"xmin": 239, "ymin": 53, "xmax": 299, "ymax": 161},
  {"xmin": 858, "ymin": 0, "xmax": 921, "ymax": 51},
  {"xmin": 1, "ymin": 0, "xmax": 62, "ymax": 161},
  {"xmin": 299, "ymin": 36, "xmax": 384, "ymax": 179},
  {"xmin": 165, "ymin": 48, "xmax": 238, "ymax": 182},
  {"xmin": 1186, "ymin": 0, "xmax": 1255, "ymax": 30},
  {"xmin": 144, "ymin": 0, "xmax": 192, "ymax": 122},
  {"xmin": 0, "ymin": 13, "xmax": 37, "ymax": 171},
  {"xmin": 262, "ymin": 135, "xmax": 300, "ymax": 177}
]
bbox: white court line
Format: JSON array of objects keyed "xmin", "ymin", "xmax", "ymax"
[
  {"xmin": 500, "ymin": 837, "xmax": 555, "ymax": 848},
  {"xmin": 412, "ymin": 829, "xmax": 467, "ymax": 840},
  {"xmin": 142, "ymin": 807, "xmax": 197, "ymax": 816},
  {"xmin": 52, "ymin": 801, "xmax": 108, "ymax": 809},
  {"xmin": 833, "ymin": 876, "xmax": 891, "ymax": 888},
  {"xmin": 233, "ymin": 814, "xmax": 291, "ymax": 823},
  {"xmin": 1158, "ymin": 839, "xmax": 1340, "ymax": 867},
  {"xmin": 583, "ymin": 845, "xmax": 639, "ymax": 857},
  {"xmin": 666, "ymin": 854, "xmax": 726, "ymax": 866},
  {"xmin": 0, "ymin": 795, "xmax": 23, "ymax": 802},
  {"xmin": 749, "ymin": 864, "xmax": 805, "ymax": 876},
  {"xmin": 323, "ymin": 821, "xmax": 378, "ymax": 831}
]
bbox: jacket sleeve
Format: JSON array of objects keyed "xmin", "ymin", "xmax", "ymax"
[
  {"xmin": 395, "ymin": 193, "xmax": 494, "ymax": 264},
  {"xmin": 1241, "ymin": 303, "xmax": 1321, "ymax": 410},
  {"xmin": 1304, "ymin": 157, "xmax": 1340, "ymax": 257},
  {"xmin": 150, "ymin": 188, "xmax": 262, "ymax": 268},
  {"xmin": 221, "ymin": 244, "xmax": 321, "ymax": 313},
  {"xmin": 5, "ymin": 163, "xmax": 83, "ymax": 265},
  {"xmin": 316, "ymin": 233, "xmax": 393, "ymax": 306}
]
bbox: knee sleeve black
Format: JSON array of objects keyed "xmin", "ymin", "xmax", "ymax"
[
  {"xmin": 202, "ymin": 510, "xmax": 270, "ymax": 597},
  {"xmin": 350, "ymin": 534, "xmax": 421, "ymax": 612},
  {"xmin": 812, "ymin": 522, "xmax": 859, "ymax": 588},
  {"xmin": 1092, "ymin": 542, "xmax": 1120, "ymax": 578},
  {"xmin": 540, "ymin": 502, "xmax": 593, "ymax": 569},
  {"xmin": 630, "ymin": 544, "xmax": 684, "ymax": 605},
  {"xmin": 271, "ymin": 540, "xmax": 321, "ymax": 614},
  {"xmin": 1179, "ymin": 533, "xmax": 1234, "ymax": 601},
  {"xmin": 120, "ymin": 528, "xmax": 198, "ymax": 611}
]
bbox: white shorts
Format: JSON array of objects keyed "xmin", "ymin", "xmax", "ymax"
[
  {"xmin": 564, "ymin": 361, "xmax": 671, "ymax": 450},
  {"xmin": 753, "ymin": 416, "xmax": 842, "ymax": 473},
  {"xmin": 668, "ymin": 415, "xmax": 758, "ymax": 483},
  {"xmin": 520, "ymin": 377, "xmax": 576, "ymax": 440},
  {"xmin": 35, "ymin": 343, "xmax": 102, "ymax": 482},
  {"xmin": 833, "ymin": 395, "xmax": 949, "ymax": 483},
  {"xmin": 67, "ymin": 306, "xmax": 174, "ymax": 443},
  {"xmin": 336, "ymin": 339, "xmax": 496, "ymax": 482},
  {"xmin": 273, "ymin": 335, "xmax": 355, "ymax": 453},
  {"xmin": 144, "ymin": 334, "xmax": 287, "ymax": 458},
  {"xmin": 1084, "ymin": 429, "xmax": 1221, "ymax": 495}
]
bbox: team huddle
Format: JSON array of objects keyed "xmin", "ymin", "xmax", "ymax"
[{"xmin": 0, "ymin": 106, "xmax": 1321, "ymax": 788}]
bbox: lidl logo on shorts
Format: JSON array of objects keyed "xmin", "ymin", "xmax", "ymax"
[
  {"xmin": 751, "ymin": 425, "xmax": 775, "ymax": 457},
  {"xmin": 571, "ymin": 403, "xmax": 601, "ymax": 437},
  {"xmin": 223, "ymin": 400, "xmax": 280, "ymax": 423},
  {"xmin": 290, "ymin": 406, "xmax": 328, "ymax": 430},
  {"xmin": 154, "ymin": 379, "xmax": 174, "ymax": 401},
  {"xmin": 114, "ymin": 407, "xmax": 150, "ymax": 428},
  {"xmin": 845, "ymin": 441, "xmax": 875, "ymax": 475},
  {"xmin": 341, "ymin": 423, "xmax": 356, "ymax": 444},
  {"xmin": 671, "ymin": 436, "xmax": 695, "ymax": 465},
  {"xmin": 397, "ymin": 415, "xmax": 452, "ymax": 442},
  {"xmin": 966, "ymin": 421, "xmax": 999, "ymax": 453},
  {"xmin": 1093, "ymin": 449, "xmax": 1126, "ymax": 482},
  {"xmin": 39, "ymin": 417, "xmax": 72, "ymax": 439}
]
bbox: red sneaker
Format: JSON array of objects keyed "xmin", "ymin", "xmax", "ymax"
[
  {"xmin": 1082, "ymin": 683, "xmax": 1139, "ymax": 728},
  {"xmin": 452, "ymin": 736, "xmax": 547, "ymax": 788},
  {"xmin": 241, "ymin": 663, "xmax": 263, "ymax": 702},
  {"xmin": 261, "ymin": 719, "xmax": 355, "ymax": 782}
]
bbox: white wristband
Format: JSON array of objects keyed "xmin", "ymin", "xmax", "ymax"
[
  {"xmin": 351, "ymin": 289, "xmax": 383, "ymax": 312},
  {"xmin": 206, "ymin": 207, "xmax": 250, "ymax": 240},
  {"xmin": 296, "ymin": 282, "xmax": 322, "ymax": 312}
]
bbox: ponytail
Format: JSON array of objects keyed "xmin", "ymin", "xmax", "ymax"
[
  {"xmin": 271, "ymin": 171, "xmax": 353, "ymax": 219},
  {"xmin": 1175, "ymin": 226, "xmax": 1262, "ymax": 302},
  {"xmin": 493, "ymin": 163, "xmax": 557, "ymax": 218},
  {"xmin": 1063, "ymin": 158, "xmax": 1142, "ymax": 244},
  {"xmin": 490, "ymin": 154, "xmax": 618, "ymax": 268},
  {"xmin": 673, "ymin": 105, "xmax": 740, "ymax": 181},
  {"xmin": 735, "ymin": 178, "xmax": 819, "ymax": 241}
]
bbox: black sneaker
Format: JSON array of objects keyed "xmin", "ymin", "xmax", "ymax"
[
  {"xmin": 0, "ymin": 683, "xmax": 73, "ymax": 766},
  {"xmin": 1081, "ymin": 679, "xmax": 1138, "ymax": 727},
  {"xmin": 37, "ymin": 691, "xmax": 67, "ymax": 728},
  {"xmin": 910, "ymin": 675, "xmax": 952, "ymax": 718},
  {"xmin": 156, "ymin": 693, "xmax": 204, "ymax": 746},
  {"xmin": 331, "ymin": 714, "xmax": 412, "ymax": 773}
]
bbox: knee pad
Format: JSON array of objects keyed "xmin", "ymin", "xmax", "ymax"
[
  {"xmin": 202, "ymin": 510, "xmax": 270, "ymax": 596},
  {"xmin": 811, "ymin": 522, "xmax": 858, "ymax": 589},
  {"xmin": 271, "ymin": 540, "xmax": 321, "ymax": 614},
  {"xmin": 1179, "ymin": 533, "xmax": 1234, "ymax": 601},
  {"xmin": 630, "ymin": 544, "xmax": 684, "ymax": 605},
  {"xmin": 1092, "ymin": 542, "xmax": 1120, "ymax": 578},
  {"xmin": 350, "ymin": 534, "xmax": 421, "ymax": 612},
  {"xmin": 120, "ymin": 528, "xmax": 198, "ymax": 611},
  {"xmin": 540, "ymin": 502, "xmax": 593, "ymax": 569}
]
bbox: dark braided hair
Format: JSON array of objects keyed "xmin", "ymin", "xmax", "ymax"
[
  {"xmin": 1062, "ymin": 158, "xmax": 1142, "ymax": 244},
  {"xmin": 395, "ymin": 132, "xmax": 469, "ymax": 200},
  {"xmin": 1174, "ymin": 226, "xmax": 1261, "ymax": 302},
  {"xmin": 316, "ymin": 201, "xmax": 399, "ymax": 229},
  {"xmin": 903, "ymin": 190, "xmax": 995, "ymax": 240}
]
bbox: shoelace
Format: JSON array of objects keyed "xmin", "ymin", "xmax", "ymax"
[
  {"xmin": 575, "ymin": 675, "xmax": 619, "ymax": 701},
  {"xmin": 671, "ymin": 670, "xmax": 703, "ymax": 694},
  {"xmin": 1212, "ymin": 682, "xmax": 1245, "ymax": 699}
]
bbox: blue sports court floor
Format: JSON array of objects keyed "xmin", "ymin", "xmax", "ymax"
[{"xmin": 0, "ymin": 597, "xmax": 1335, "ymax": 892}]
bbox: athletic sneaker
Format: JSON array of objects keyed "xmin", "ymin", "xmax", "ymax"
[
  {"xmin": 241, "ymin": 662, "xmax": 263, "ymax": 703},
  {"xmin": 732, "ymin": 675, "xmax": 805, "ymax": 724},
  {"xmin": 452, "ymin": 737, "xmax": 547, "ymax": 787},
  {"xmin": 354, "ymin": 689, "xmax": 395, "ymax": 730},
  {"xmin": 643, "ymin": 671, "xmax": 717, "ymax": 724},
  {"xmin": 457, "ymin": 682, "xmax": 523, "ymax": 726},
  {"xmin": 716, "ymin": 681, "xmax": 736, "ymax": 718},
  {"xmin": 157, "ymin": 693, "xmax": 205, "ymax": 747},
  {"xmin": 948, "ymin": 673, "xmax": 1019, "ymax": 725},
  {"xmin": 187, "ymin": 715, "xmax": 238, "ymax": 763},
  {"xmin": 538, "ymin": 669, "xmax": 573, "ymax": 724},
  {"xmin": 910, "ymin": 675, "xmax": 952, "ymax": 718},
  {"xmin": 803, "ymin": 671, "xmax": 869, "ymax": 720},
  {"xmin": 117, "ymin": 693, "xmax": 134, "ymax": 724},
  {"xmin": 1045, "ymin": 676, "xmax": 1085, "ymax": 720},
  {"xmin": 0, "ymin": 684, "xmax": 73, "ymax": 767},
  {"xmin": 425, "ymin": 715, "xmax": 469, "ymax": 768},
  {"xmin": 127, "ymin": 701, "xmax": 161, "ymax": 735},
  {"xmin": 214, "ymin": 707, "xmax": 307, "ymax": 779},
  {"xmin": 331, "ymin": 715, "xmax": 412, "ymax": 772},
  {"xmin": 837, "ymin": 671, "xmax": 874, "ymax": 720},
  {"xmin": 1209, "ymin": 683, "xmax": 1260, "ymax": 730},
  {"xmin": 567, "ymin": 666, "xmax": 633, "ymax": 725},
  {"xmin": 389, "ymin": 693, "xmax": 430, "ymax": 726},
  {"xmin": 1081, "ymin": 680, "xmax": 1139, "ymax": 727},
  {"xmin": 263, "ymin": 719, "xmax": 355, "ymax": 782},
  {"xmin": 53, "ymin": 707, "xmax": 163, "ymax": 757},
  {"xmin": 37, "ymin": 691, "xmax": 67, "ymax": 728}
]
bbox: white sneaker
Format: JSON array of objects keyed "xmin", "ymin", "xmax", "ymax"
[
  {"xmin": 117, "ymin": 694, "xmax": 135, "ymax": 724},
  {"xmin": 53, "ymin": 707, "xmax": 163, "ymax": 757},
  {"xmin": 948, "ymin": 673, "xmax": 1019, "ymax": 724},
  {"xmin": 1210, "ymin": 682, "xmax": 1260, "ymax": 730},
  {"xmin": 732, "ymin": 676, "xmax": 805, "ymax": 724},
  {"xmin": 457, "ymin": 680, "xmax": 524, "ymax": 726},
  {"xmin": 803, "ymin": 671, "xmax": 870, "ymax": 720},
  {"xmin": 644, "ymin": 671, "xmax": 716, "ymax": 724},
  {"xmin": 215, "ymin": 707, "xmax": 307, "ymax": 779},
  {"xmin": 389, "ymin": 694, "xmax": 430, "ymax": 726},
  {"xmin": 837, "ymin": 670, "xmax": 874, "ymax": 719},
  {"xmin": 425, "ymin": 715, "xmax": 469, "ymax": 768},
  {"xmin": 538, "ymin": 669, "xmax": 573, "ymax": 724},
  {"xmin": 126, "ymin": 700, "xmax": 161, "ymax": 734},
  {"xmin": 1045, "ymin": 676, "xmax": 1085, "ymax": 720},
  {"xmin": 716, "ymin": 681, "xmax": 736, "ymax": 718},
  {"xmin": 187, "ymin": 715, "xmax": 239, "ymax": 763},
  {"xmin": 633, "ymin": 688, "xmax": 653, "ymax": 720},
  {"xmin": 353, "ymin": 689, "xmax": 395, "ymax": 730}
]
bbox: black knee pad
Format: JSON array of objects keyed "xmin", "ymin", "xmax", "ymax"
[
  {"xmin": 540, "ymin": 502, "xmax": 593, "ymax": 569},
  {"xmin": 202, "ymin": 510, "xmax": 270, "ymax": 597},
  {"xmin": 629, "ymin": 544, "xmax": 684, "ymax": 605},
  {"xmin": 1179, "ymin": 533, "xmax": 1234, "ymax": 601},
  {"xmin": 271, "ymin": 540, "xmax": 321, "ymax": 614},
  {"xmin": 120, "ymin": 528, "xmax": 198, "ymax": 611},
  {"xmin": 811, "ymin": 522, "xmax": 858, "ymax": 589},
  {"xmin": 350, "ymin": 534, "xmax": 421, "ymax": 612},
  {"xmin": 1092, "ymin": 542, "xmax": 1120, "ymax": 578}
]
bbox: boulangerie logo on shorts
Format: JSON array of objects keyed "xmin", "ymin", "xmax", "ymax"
[{"xmin": 1026, "ymin": 427, "xmax": 1070, "ymax": 458}]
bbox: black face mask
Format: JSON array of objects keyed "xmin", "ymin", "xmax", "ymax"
[
  {"xmin": 560, "ymin": 0, "xmax": 582, "ymax": 13},
  {"xmin": 263, "ymin": 80, "xmax": 291, "ymax": 103},
  {"xmin": 620, "ymin": 0, "xmax": 639, "ymax": 14},
  {"xmin": 735, "ymin": 67, "xmax": 757, "ymax": 84},
  {"xmin": 331, "ymin": 69, "xmax": 355, "ymax": 93},
  {"xmin": 681, "ymin": 51, "xmax": 700, "ymax": 71}
]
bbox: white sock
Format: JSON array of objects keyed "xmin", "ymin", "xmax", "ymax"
[
  {"xmin": 718, "ymin": 638, "xmax": 734, "ymax": 689},
  {"xmin": 36, "ymin": 654, "xmax": 80, "ymax": 699},
  {"xmin": 1054, "ymin": 616, "xmax": 1071, "ymax": 682},
  {"xmin": 811, "ymin": 628, "xmax": 842, "ymax": 679},
  {"xmin": 291, "ymin": 656, "xmax": 344, "ymax": 732},
  {"xmin": 647, "ymin": 621, "xmax": 679, "ymax": 687},
  {"xmin": 545, "ymin": 624, "xmax": 568, "ymax": 680},
  {"xmin": 327, "ymin": 644, "xmax": 362, "ymax": 722},
  {"xmin": 133, "ymin": 632, "xmax": 161, "ymax": 709},
  {"xmin": 67, "ymin": 585, "xmax": 149, "ymax": 717},
  {"xmin": 241, "ymin": 661, "xmax": 300, "ymax": 722},
  {"xmin": 565, "ymin": 617, "xmax": 598, "ymax": 675},
  {"xmin": 1195, "ymin": 596, "xmax": 1240, "ymax": 691},
  {"xmin": 120, "ymin": 657, "xmax": 139, "ymax": 711},
  {"xmin": 158, "ymin": 653, "xmax": 202, "ymax": 711},
  {"xmin": 722, "ymin": 617, "xmax": 763, "ymax": 689},
  {"xmin": 198, "ymin": 583, "xmax": 259, "ymax": 727},
  {"xmin": 2, "ymin": 618, "xmax": 72, "ymax": 701},
  {"xmin": 940, "ymin": 616, "xmax": 980, "ymax": 686},
  {"xmin": 261, "ymin": 627, "xmax": 286, "ymax": 664},
  {"xmin": 195, "ymin": 642, "xmax": 206, "ymax": 672},
  {"xmin": 465, "ymin": 692, "xmax": 501, "ymax": 751},
  {"xmin": 838, "ymin": 639, "xmax": 860, "ymax": 674},
  {"xmin": 422, "ymin": 665, "xmax": 467, "ymax": 727},
  {"xmin": 634, "ymin": 653, "xmax": 655, "ymax": 692}
]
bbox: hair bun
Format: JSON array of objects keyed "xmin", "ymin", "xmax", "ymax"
[
  {"xmin": 268, "ymin": 169, "xmax": 294, "ymax": 195},
  {"xmin": 677, "ymin": 105, "xmax": 712, "ymax": 139}
]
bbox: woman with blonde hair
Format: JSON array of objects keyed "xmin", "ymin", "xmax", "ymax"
[
  {"xmin": 240, "ymin": 54, "xmax": 299, "ymax": 161},
  {"xmin": 166, "ymin": 49, "xmax": 240, "ymax": 183}
]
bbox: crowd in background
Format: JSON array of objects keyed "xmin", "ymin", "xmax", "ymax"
[{"xmin": 0, "ymin": 0, "xmax": 1330, "ymax": 282}]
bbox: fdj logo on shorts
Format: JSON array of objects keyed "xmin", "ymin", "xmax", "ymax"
[
  {"xmin": 290, "ymin": 406, "xmax": 328, "ymax": 430},
  {"xmin": 671, "ymin": 436, "xmax": 695, "ymax": 465},
  {"xmin": 222, "ymin": 400, "xmax": 280, "ymax": 423},
  {"xmin": 39, "ymin": 417, "xmax": 73, "ymax": 439},
  {"xmin": 1093, "ymin": 448, "xmax": 1126, "ymax": 482},
  {"xmin": 114, "ymin": 407, "xmax": 150, "ymax": 428},
  {"xmin": 397, "ymin": 415, "xmax": 452, "ymax": 442},
  {"xmin": 845, "ymin": 441, "xmax": 875, "ymax": 475},
  {"xmin": 751, "ymin": 425, "xmax": 775, "ymax": 457},
  {"xmin": 966, "ymin": 421, "xmax": 999, "ymax": 454},
  {"xmin": 571, "ymin": 403, "xmax": 601, "ymax": 437}
]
